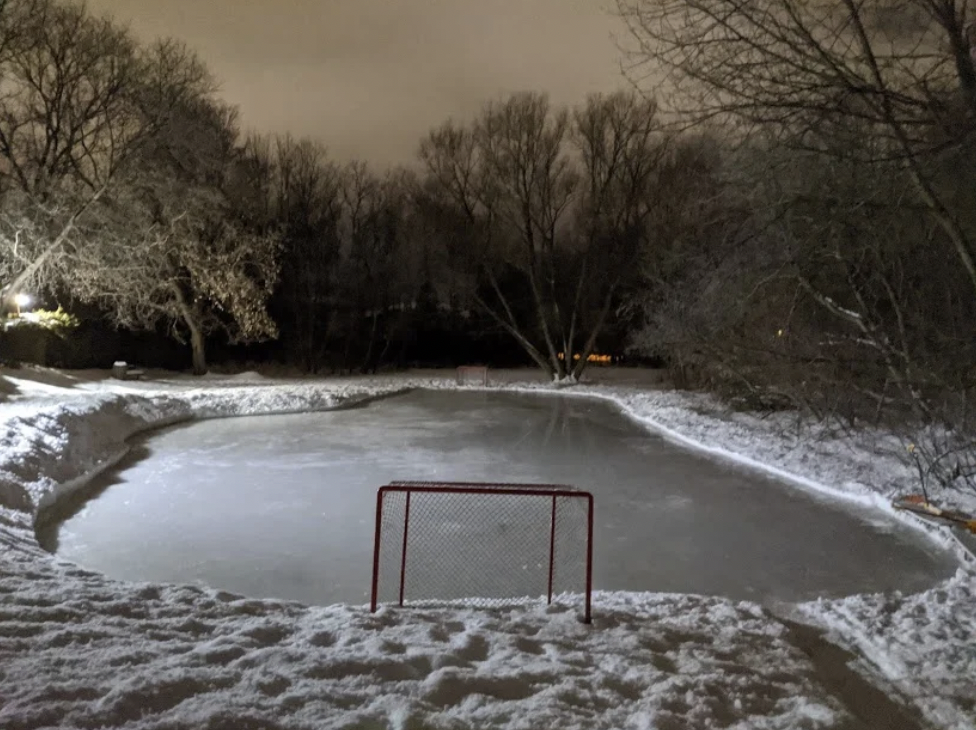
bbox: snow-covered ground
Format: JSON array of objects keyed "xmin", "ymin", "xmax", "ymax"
[{"xmin": 0, "ymin": 366, "xmax": 973, "ymax": 730}]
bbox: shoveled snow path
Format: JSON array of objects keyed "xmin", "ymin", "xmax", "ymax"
[{"xmin": 0, "ymin": 370, "xmax": 972, "ymax": 729}]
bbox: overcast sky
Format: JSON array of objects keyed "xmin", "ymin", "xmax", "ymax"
[{"xmin": 87, "ymin": 0, "xmax": 629, "ymax": 165}]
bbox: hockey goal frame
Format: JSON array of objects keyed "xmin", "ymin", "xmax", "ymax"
[
  {"xmin": 369, "ymin": 481, "xmax": 594, "ymax": 623},
  {"xmin": 455, "ymin": 364, "xmax": 489, "ymax": 386}
]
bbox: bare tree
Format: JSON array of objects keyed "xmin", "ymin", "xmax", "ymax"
[
  {"xmin": 0, "ymin": 0, "xmax": 212, "ymax": 305},
  {"xmin": 568, "ymin": 92, "xmax": 666, "ymax": 379},
  {"xmin": 335, "ymin": 163, "xmax": 420, "ymax": 373},
  {"xmin": 616, "ymin": 0, "xmax": 976, "ymax": 295},
  {"xmin": 477, "ymin": 93, "xmax": 578, "ymax": 377},
  {"xmin": 617, "ymin": 0, "xmax": 976, "ymax": 494},
  {"xmin": 270, "ymin": 135, "xmax": 344, "ymax": 372},
  {"xmin": 420, "ymin": 91, "xmax": 667, "ymax": 381}
]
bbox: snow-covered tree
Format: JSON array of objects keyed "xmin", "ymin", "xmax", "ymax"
[
  {"xmin": 0, "ymin": 0, "xmax": 213, "ymax": 306},
  {"xmin": 68, "ymin": 98, "xmax": 281, "ymax": 375}
]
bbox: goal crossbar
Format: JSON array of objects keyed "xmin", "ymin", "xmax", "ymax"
[{"xmin": 370, "ymin": 481, "xmax": 594, "ymax": 623}]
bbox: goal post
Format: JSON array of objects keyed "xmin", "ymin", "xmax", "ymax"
[
  {"xmin": 370, "ymin": 481, "xmax": 594, "ymax": 623},
  {"xmin": 455, "ymin": 365, "xmax": 489, "ymax": 386}
]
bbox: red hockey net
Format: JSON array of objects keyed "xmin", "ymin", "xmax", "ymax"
[
  {"xmin": 370, "ymin": 481, "xmax": 594, "ymax": 623},
  {"xmin": 455, "ymin": 365, "xmax": 489, "ymax": 386}
]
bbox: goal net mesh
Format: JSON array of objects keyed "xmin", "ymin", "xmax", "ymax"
[{"xmin": 371, "ymin": 482, "xmax": 593, "ymax": 621}]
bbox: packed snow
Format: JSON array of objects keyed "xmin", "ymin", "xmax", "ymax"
[{"xmin": 0, "ymin": 366, "xmax": 974, "ymax": 730}]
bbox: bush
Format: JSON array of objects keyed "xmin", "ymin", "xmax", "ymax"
[
  {"xmin": 0, "ymin": 309, "xmax": 119, "ymax": 369},
  {"xmin": 30, "ymin": 307, "xmax": 80, "ymax": 330},
  {"xmin": 1, "ymin": 319, "xmax": 54, "ymax": 365}
]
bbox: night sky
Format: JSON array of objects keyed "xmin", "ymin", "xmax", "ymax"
[{"xmin": 87, "ymin": 0, "xmax": 628, "ymax": 164}]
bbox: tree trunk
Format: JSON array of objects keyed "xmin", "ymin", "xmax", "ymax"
[
  {"xmin": 528, "ymin": 269, "xmax": 565, "ymax": 378},
  {"xmin": 473, "ymin": 291, "xmax": 554, "ymax": 378},
  {"xmin": 565, "ymin": 254, "xmax": 590, "ymax": 376},
  {"xmin": 340, "ymin": 323, "xmax": 355, "ymax": 374},
  {"xmin": 375, "ymin": 324, "xmax": 395, "ymax": 373},
  {"xmin": 189, "ymin": 325, "xmax": 207, "ymax": 376},
  {"xmin": 171, "ymin": 283, "xmax": 208, "ymax": 375},
  {"xmin": 570, "ymin": 285, "xmax": 618, "ymax": 382},
  {"xmin": 478, "ymin": 268, "xmax": 556, "ymax": 379},
  {"xmin": 361, "ymin": 310, "xmax": 380, "ymax": 374}
]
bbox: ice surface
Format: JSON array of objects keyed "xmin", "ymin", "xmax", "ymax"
[{"xmin": 44, "ymin": 390, "xmax": 956, "ymax": 607}]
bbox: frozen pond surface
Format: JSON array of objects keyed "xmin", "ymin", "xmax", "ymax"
[{"xmin": 41, "ymin": 390, "xmax": 956, "ymax": 607}]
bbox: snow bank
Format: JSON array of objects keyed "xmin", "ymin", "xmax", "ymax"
[
  {"xmin": 1, "ymin": 368, "xmax": 974, "ymax": 729},
  {"xmin": 548, "ymin": 383, "xmax": 976, "ymax": 729},
  {"xmin": 0, "ymin": 574, "xmax": 847, "ymax": 729},
  {"xmin": 544, "ymin": 384, "xmax": 976, "ymax": 730},
  {"xmin": 798, "ymin": 569, "xmax": 976, "ymax": 730}
]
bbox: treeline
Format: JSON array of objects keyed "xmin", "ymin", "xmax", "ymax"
[
  {"xmin": 0, "ymin": 0, "xmax": 692, "ymax": 380},
  {"xmin": 259, "ymin": 91, "xmax": 682, "ymax": 379}
]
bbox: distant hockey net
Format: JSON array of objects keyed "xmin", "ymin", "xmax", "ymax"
[
  {"xmin": 370, "ymin": 482, "xmax": 594, "ymax": 623},
  {"xmin": 455, "ymin": 365, "xmax": 489, "ymax": 386}
]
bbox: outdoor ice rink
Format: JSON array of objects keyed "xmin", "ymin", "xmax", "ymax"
[{"xmin": 42, "ymin": 389, "xmax": 956, "ymax": 608}]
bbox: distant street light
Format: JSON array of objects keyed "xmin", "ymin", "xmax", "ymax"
[{"xmin": 13, "ymin": 293, "xmax": 31, "ymax": 317}]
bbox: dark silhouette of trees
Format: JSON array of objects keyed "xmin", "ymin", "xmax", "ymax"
[
  {"xmin": 267, "ymin": 135, "xmax": 344, "ymax": 372},
  {"xmin": 617, "ymin": 0, "xmax": 976, "ymax": 296},
  {"xmin": 419, "ymin": 91, "xmax": 668, "ymax": 381},
  {"xmin": 617, "ymin": 0, "xmax": 976, "ymax": 493}
]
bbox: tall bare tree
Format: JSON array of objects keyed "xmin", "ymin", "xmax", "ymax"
[
  {"xmin": 477, "ymin": 93, "xmax": 578, "ymax": 376},
  {"xmin": 335, "ymin": 163, "xmax": 421, "ymax": 373},
  {"xmin": 420, "ymin": 91, "xmax": 667, "ymax": 381},
  {"xmin": 270, "ymin": 135, "xmax": 344, "ymax": 372},
  {"xmin": 568, "ymin": 92, "xmax": 665, "ymax": 379}
]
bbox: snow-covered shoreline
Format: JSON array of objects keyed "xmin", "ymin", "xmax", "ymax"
[{"xmin": 1, "ymin": 368, "xmax": 973, "ymax": 729}]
